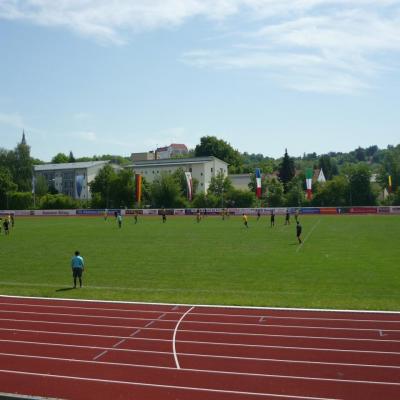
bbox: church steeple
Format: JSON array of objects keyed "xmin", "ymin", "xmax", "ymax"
[{"xmin": 21, "ymin": 129, "xmax": 27, "ymax": 145}]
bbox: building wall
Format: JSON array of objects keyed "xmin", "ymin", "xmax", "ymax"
[{"xmin": 131, "ymin": 157, "xmax": 228, "ymax": 194}]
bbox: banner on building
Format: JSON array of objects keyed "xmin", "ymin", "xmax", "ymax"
[
  {"xmin": 75, "ymin": 175, "xmax": 85, "ymax": 199},
  {"xmin": 317, "ymin": 169, "xmax": 326, "ymax": 183},
  {"xmin": 184, "ymin": 172, "xmax": 193, "ymax": 201},
  {"xmin": 306, "ymin": 168, "xmax": 313, "ymax": 200},
  {"xmin": 135, "ymin": 174, "xmax": 142, "ymax": 203},
  {"xmin": 255, "ymin": 168, "xmax": 262, "ymax": 198}
]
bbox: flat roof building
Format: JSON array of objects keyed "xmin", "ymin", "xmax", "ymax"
[
  {"xmin": 34, "ymin": 161, "xmax": 114, "ymax": 200},
  {"xmin": 127, "ymin": 156, "xmax": 228, "ymax": 193}
]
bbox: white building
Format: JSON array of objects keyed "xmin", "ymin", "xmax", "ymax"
[
  {"xmin": 128, "ymin": 156, "xmax": 228, "ymax": 193},
  {"xmin": 34, "ymin": 161, "xmax": 114, "ymax": 200},
  {"xmin": 156, "ymin": 144, "xmax": 188, "ymax": 159}
]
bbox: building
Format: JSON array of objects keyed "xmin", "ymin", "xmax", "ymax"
[
  {"xmin": 127, "ymin": 156, "xmax": 228, "ymax": 193},
  {"xmin": 229, "ymin": 174, "xmax": 252, "ymax": 191},
  {"xmin": 130, "ymin": 152, "xmax": 155, "ymax": 162},
  {"xmin": 156, "ymin": 143, "xmax": 188, "ymax": 159},
  {"xmin": 34, "ymin": 161, "xmax": 115, "ymax": 200}
]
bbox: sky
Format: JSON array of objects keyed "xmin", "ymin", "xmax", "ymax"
[{"xmin": 0, "ymin": 0, "xmax": 400, "ymax": 162}]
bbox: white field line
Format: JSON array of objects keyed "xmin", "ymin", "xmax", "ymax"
[
  {"xmin": 0, "ymin": 369, "xmax": 340, "ymax": 400},
  {"xmin": 0, "ymin": 290, "xmax": 400, "ymax": 304},
  {"xmin": 1, "ymin": 327, "xmax": 399, "ymax": 355},
  {"xmin": 2, "ymin": 316, "xmax": 400, "ymax": 335},
  {"xmin": 2, "ymin": 339, "xmax": 400, "ymax": 371},
  {"xmin": 0, "ymin": 354, "xmax": 399, "ymax": 388},
  {"xmin": 0, "ymin": 310, "xmax": 400, "ymax": 336},
  {"xmin": 296, "ymin": 219, "xmax": 321, "ymax": 252},
  {"xmin": 2, "ymin": 301, "xmax": 400, "ymax": 324},
  {"xmin": 93, "ymin": 312, "xmax": 167, "ymax": 361},
  {"xmin": 0, "ymin": 295, "xmax": 400, "ymax": 325},
  {"xmin": 173, "ymin": 306, "xmax": 194, "ymax": 369}
]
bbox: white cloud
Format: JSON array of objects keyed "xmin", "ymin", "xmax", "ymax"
[
  {"xmin": 0, "ymin": 112, "xmax": 26, "ymax": 129},
  {"xmin": 1, "ymin": 1, "xmax": 400, "ymax": 93}
]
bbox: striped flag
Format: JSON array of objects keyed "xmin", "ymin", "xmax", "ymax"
[
  {"xmin": 255, "ymin": 168, "xmax": 262, "ymax": 198},
  {"xmin": 388, "ymin": 175, "xmax": 392, "ymax": 194},
  {"xmin": 135, "ymin": 174, "xmax": 142, "ymax": 203},
  {"xmin": 185, "ymin": 172, "xmax": 193, "ymax": 201},
  {"xmin": 306, "ymin": 168, "xmax": 313, "ymax": 200}
]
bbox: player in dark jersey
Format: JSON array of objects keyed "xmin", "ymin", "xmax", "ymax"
[
  {"xmin": 270, "ymin": 210, "xmax": 275, "ymax": 227},
  {"xmin": 257, "ymin": 210, "xmax": 261, "ymax": 220},
  {"xmin": 285, "ymin": 209, "xmax": 290, "ymax": 225},
  {"xmin": 161, "ymin": 208, "xmax": 167, "ymax": 223},
  {"xmin": 296, "ymin": 221, "xmax": 302, "ymax": 244}
]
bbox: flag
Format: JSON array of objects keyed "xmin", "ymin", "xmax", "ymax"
[
  {"xmin": 306, "ymin": 168, "xmax": 313, "ymax": 200},
  {"xmin": 317, "ymin": 169, "xmax": 326, "ymax": 183},
  {"xmin": 388, "ymin": 175, "xmax": 392, "ymax": 193},
  {"xmin": 255, "ymin": 168, "xmax": 262, "ymax": 198},
  {"xmin": 135, "ymin": 174, "xmax": 142, "ymax": 203},
  {"xmin": 184, "ymin": 172, "xmax": 193, "ymax": 201}
]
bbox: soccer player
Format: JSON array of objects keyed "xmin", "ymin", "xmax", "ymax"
[
  {"xmin": 103, "ymin": 209, "xmax": 108, "ymax": 221},
  {"xmin": 296, "ymin": 221, "xmax": 302, "ymax": 244},
  {"xmin": 242, "ymin": 213, "xmax": 249, "ymax": 228},
  {"xmin": 133, "ymin": 211, "xmax": 138, "ymax": 224},
  {"xmin": 270, "ymin": 209, "xmax": 275, "ymax": 227},
  {"xmin": 117, "ymin": 212, "xmax": 122, "ymax": 228},
  {"xmin": 71, "ymin": 250, "xmax": 85, "ymax": 288},
  {"xmin": 3, "ymin": 218, "xmax": 10, "ymax": 235},
  {"xmin": 257, "ymin": 210, "xmax": 261, "ymax": 220},
  {"xmin": 161, "ymin": 208, "xmax": 167, "ymax": 223},
  {"xmin": 285, "ymin": 209, "xmax": 290, "ymax": 225},
  {"xmin": 295, "ymin": 209, "xmax": 299, "ymax": 222},
  {"xmin": 196, "ymin": 209, "xmax": 201, "ymax": 223}
]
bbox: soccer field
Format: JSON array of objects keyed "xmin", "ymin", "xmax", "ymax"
[{"xmin": 1, "ymin": 214, "xmax": 399, "ymax": 310}]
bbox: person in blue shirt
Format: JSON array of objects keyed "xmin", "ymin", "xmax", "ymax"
[{"xmin": 71, "ymin": 250, "xmax": 85, "ymax": 288}]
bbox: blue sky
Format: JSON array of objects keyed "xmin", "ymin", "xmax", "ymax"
[{"xmin": 0, "ymin": 0, "xmax": 399, "ymax": 161}]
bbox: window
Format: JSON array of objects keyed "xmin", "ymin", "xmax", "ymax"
[
  {"xmin": 200, "ymin": 172, "xmax": 203, "ymax": 176},
  {"xmin": 152, "ymin": 170, "xmax": 155, "ymax": 174},
  {"xmin": 189, "ymin": 167, "xmax": 192, "ymax": 172},
  {"xmin": 211, "ymin": 168, "xmax": 213, "ymax": 173}
]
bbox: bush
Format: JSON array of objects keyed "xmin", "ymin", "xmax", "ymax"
[
  {"xmin": 8, "ymin": 192, "xmax": 33, "ymax": 209},
  {"xmin": 40, "ymin": 194, "xmax": 79, "ymax": 209}
]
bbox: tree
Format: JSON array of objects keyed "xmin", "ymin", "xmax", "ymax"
[
  {"xmin": 52, "ymin": 153, "xmax": 69, "ymax": 164},
  {"xmin": 68, "ymin": 151, "xmax": 76, "ymax": 163},
  {"xmin": 9, "ymin": 132, "xmax": 33, "ymax": 192},
  {"xmin": 343, "ymin": 164, "xmax": 377, "ymax": 206},
  {"xmin": 208, "ymin": 171, "xmax": 233, "ymax": 206},
  {"xmin": 150, "ymin": 172, "xmax": 186, "ymax": 208},
  {"xmin": 34, "ymin": 175, "xmax": 49, "ymax": 197},
  {"xmin": 110, "ymin": 169, "xmax": 136, "ymax": 208},
  {"xmin": 90, "ymin": 164, "xmax": 117, "ymax": 207},
  {"xmin": 278, "ymin": 149, "xmax": 295, "ymax": 192},
  {"xmin": 285, "ymin": 179, "xmax": 305, "ymax": 207},
  {"xmin": 225, "ymin": 189, "xmax": 255, "ymax": 208},
  {"xmin": 378, "ymin": 145, "xmax": 400, "ymax": 193},
  {"xmin": 0, "ymin": 167, "xmax": 17, "ymax": 208},
  {"xmin": 312, "ymin": 176, "xmax": 349, "ymax": 206},
  {"xmin": 194, "ymin": 136, "xmax": 242, "ymax": 171},
  {"xmin": 318, "ymin": 155, "xmax": 338, "ymax": 180},
  {"xmin": 265, "ymin": 178, "xmax": 285, "ymax": 207}
]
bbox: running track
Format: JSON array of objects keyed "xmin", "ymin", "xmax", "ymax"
[{"xmin": 0, "ymin": 296, "xmax": 399, "ymax": 399}]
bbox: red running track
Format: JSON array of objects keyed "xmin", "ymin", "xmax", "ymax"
[{"xmin": 0, "ymin": 296, "xmax": 399, "ymax": 400}]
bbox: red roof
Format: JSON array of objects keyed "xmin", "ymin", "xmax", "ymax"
[{"xmin": 170, "ymin": 143, "xmax": 188, "ymax": 150}]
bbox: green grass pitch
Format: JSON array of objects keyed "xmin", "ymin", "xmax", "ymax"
[{"xmin": 0, "ymin": 214, "xmax": 399, "ymax": 310}]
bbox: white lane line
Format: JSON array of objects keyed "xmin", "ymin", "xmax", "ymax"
[
  {"xmin": 296, "ymin": 218, "xmax": 321, "ymax": 252},
  {"xmin": 93, "ymin": 312, "xmax": 167, "ymax": 361},
  {"xmin": 2, "ymin": 324, "xmax": 400, "ymax": 349},
  {"xmin": 0, "ymin": 355, "xmax": 399, "ymax": 388},
  {"xmin": 2, "ymin": 294, "xmax": 400, "ymax": 314},
  {"xmin": 3, "ymin": 316, "xmax": 400, "ymax": 336},
  {"xmin": 1, "ymin": 328, "xmax": 400, "ymax": 356},
  {"xmin": 173, "ymin": 307, "xmax": 194, "ymax": 369},
  {"xmin": 2, "ymin": 340, "xmax": 400, "ymax": 370},
  {"xmin": 2, "ymin": 301, "xmax": 400, "ymax": 323},
  {"xmin": 0, "ymin": 369, "xmax": 340, "ymax": 400},
  {"xmin": 2, "ymin": 309, "xmax": 400, "ymax": 331}
]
